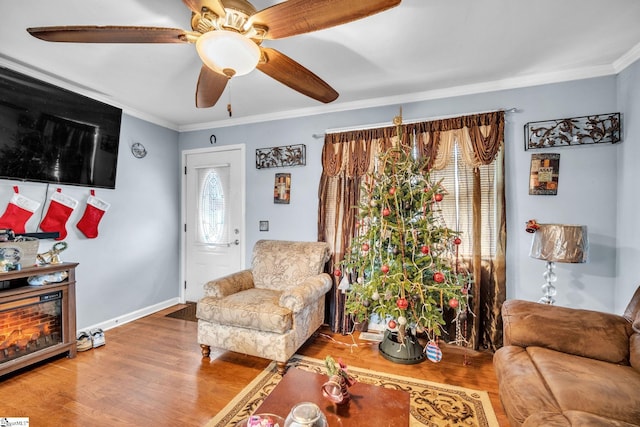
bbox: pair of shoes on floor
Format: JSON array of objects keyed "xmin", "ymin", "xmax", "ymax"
[{"xmin": 76, "ymin": 328, "xmax": 105, "ymax": 351}]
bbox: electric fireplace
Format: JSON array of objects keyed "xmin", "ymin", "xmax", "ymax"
[
  {"xmin": 0, "ymin": 262, "xmax": 77, "ymax": 377},
  {"xmin": 0, "ymin": 290, "xmax": 63, "ymax": 362}
]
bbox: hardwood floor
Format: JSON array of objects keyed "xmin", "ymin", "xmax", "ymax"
[{"xmin": 0, "ymin": 305, "xmax": 508, "ymax": 426}]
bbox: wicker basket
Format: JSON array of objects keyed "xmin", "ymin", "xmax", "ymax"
[{"xmin": 0, "ymin": 237, "xmax": 39, "ymax": 267}]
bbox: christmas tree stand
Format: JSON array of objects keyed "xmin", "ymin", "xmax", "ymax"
[{"xmin": 378, "ymin": 329, "xmax": 426, "ymax": 364}]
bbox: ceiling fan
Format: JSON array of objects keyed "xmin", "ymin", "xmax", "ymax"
[{"xmin": 27, "ymin": 0, "xmax": 402, "ymax": 112}]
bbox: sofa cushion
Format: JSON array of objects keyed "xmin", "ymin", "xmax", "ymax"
[
  {"xmin": 495, "ymin": 345, "xmax": 640, "ymax": 426},
  {"xmin": 562, "ymin": 411, "xmax": 640, "ymax": 427},
  {"xmin": 494, "ymin": 346, "xmax": 564, "ymax": 426},
  {"xmin": 197, "ymin": 288, "xmax": 292, "ymax": 334},
  {"xmin": 529, "ymin": 346, "xmax": 640, "ymax": 425},
  {"xmin": 522, "ymin": 411, "xmax": 640, "ymax": 427},
  {"xmin": 503, "ymin": 299, "xmax": 632, "ymax": 364},
  {"xmin": 251, "ymin": 240, "xmax": 330, "ymax": 290}
]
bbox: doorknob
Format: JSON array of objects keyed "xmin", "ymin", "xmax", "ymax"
[{"xmin": 234, "ymin": 239, "xmax": 240, "ymax": 245}]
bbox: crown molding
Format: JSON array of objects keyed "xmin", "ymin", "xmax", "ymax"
[
  {"xmin": 180, "ymin": 64, "xmax": 617, "ymax": 132},
  {"xmin": 613, "ymin": 40, "xmax": 640, "ymax": 72},
  {"xmin": 3, "ymin": 47, "xmax": 637, "ymax": 134}
]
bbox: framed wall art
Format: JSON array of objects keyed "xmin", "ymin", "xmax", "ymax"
[
  {"xmin": 274, "ymin": 173, "xmax": 291, "ymax": 204},
  {"xmin": 529, "ymin": 153, "xmax": 560, "ymax": 195}
]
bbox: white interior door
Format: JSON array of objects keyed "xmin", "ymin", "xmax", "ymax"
[{"xmin": 183, "ymin": 145, "xmax": 245, "ymax": 302}]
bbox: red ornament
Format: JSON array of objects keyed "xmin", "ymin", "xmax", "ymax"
[
  {"xmin": 462, "ymin": 288, "xmax": 468, "ymax": 295},
  {"xmin": 382, "ymin": 207, "xmax": 391, "ymax": 217},
  {"xmin": 381, "ymin": 264, "xmax": 390, "ymax": 274},
  {"xmin": 449, "ymin": 298, "xmax": 459, "ymax": 309},
  {"xmin": 396, "ymin": 298, "xmax": 409, "ymax": 310},
  {"xmin": 389, "ymin": 187, "xmax": 396, "ymax": 195},
  {"xmin": 361, "ymin": 243, "xmax": 370, "ymax": 252},
  {"xmin": 334, "ymin": 269, "xmax": 342, "ymax": 277},
  {"xmin": 433, "ymin": 272, "xmax": 445, "ymax": 283},
  {"xmin": 453, "ymin": 237, "xmax": 462, "ymax": 245},
  {"xmin": 388, "ymin": 319, "xmax": 397, "ymax": 329},
  {"xmin": 434, "ymin": 193, "xmax": 444, "ymax": 202},
  {"xmin": 420, "ymin": 245, "xmax": 430, "ymax": 254}
]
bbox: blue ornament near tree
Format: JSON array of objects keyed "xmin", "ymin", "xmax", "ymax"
[{"xmin": 426, "ymin": 340, "xmax": 442, "ymax": 363}]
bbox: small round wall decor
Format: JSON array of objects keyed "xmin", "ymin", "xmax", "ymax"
[{"xmin": 131, "ymin": 142, "xmax": 147, "ymax": 158}]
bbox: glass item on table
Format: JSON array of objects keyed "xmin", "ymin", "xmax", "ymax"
[{"xmin": 284, "ymin": 402, "xmax": 328, "ymax": 427}]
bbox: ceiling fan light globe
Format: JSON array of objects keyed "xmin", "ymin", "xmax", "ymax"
[{"xmin": 196, "ymin": 30, "xmax": 260, "ymax": 76}]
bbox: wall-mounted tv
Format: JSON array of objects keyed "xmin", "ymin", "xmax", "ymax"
[{"xmin": 0, "ymin": 66, "xmax": 122, "ymax": 189}]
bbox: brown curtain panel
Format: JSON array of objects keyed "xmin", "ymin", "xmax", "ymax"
[{"xmin": 318, "ymin": 111, "xmax": 506, "ymax": 350}]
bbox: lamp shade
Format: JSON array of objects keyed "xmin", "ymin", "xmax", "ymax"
[
  {"xmin": 196, "ymin": 30, "xmax": 260, "ymax": 77},
  {"xmin": 529, "ymin": 224, "xmax": 588, "ymax": 263}
]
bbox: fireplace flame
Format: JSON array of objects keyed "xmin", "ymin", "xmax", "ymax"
[{"xmin": 0, "ymin": 307, "xmax": 60, "ymax": 361}]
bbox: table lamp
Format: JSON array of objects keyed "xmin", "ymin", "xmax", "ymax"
[{"xmin": 529, "ymin": 223, "xmax": 588, "ymax": 304}]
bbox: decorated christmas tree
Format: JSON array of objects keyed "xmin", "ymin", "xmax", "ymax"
[{"xmin": 340, "ymin": 112, "xmax": 469, "ymax": 363}]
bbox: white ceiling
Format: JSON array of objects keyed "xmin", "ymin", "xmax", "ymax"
[{"xmin": 1, "ymin": 0, "xmax": 640, "ymax": 131}]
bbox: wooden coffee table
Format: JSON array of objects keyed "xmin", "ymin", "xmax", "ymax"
[{"xmin": 253, "ymin": 368, "xmax": 410, "ymax": 426}]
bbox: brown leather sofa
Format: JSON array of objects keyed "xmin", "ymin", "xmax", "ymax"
[{"xmin": 493, "ymin": 287, "xmax": 640, "ymax": 426}]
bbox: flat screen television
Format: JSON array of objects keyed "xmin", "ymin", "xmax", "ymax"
[{"xmin": 0, "ymin": 66, "xmax": 122, "ymax": 189}]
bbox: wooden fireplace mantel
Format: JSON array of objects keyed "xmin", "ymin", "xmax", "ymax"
[{"xmin": 0, "ymin": 262, "xmax": 78, "ymax": 377}]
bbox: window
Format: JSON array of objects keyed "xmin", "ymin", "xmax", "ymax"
[
  {"xmin": 431, "ymin": 143, "xmax": 497, "ymax": 257},
  {"xmin": 197, "ymin": 166, "xmax": 230, "ymax": 245}
]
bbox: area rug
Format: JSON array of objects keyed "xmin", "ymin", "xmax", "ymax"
[
  {"xmin": 165, "ymin": 302, "xmax": 197, "ymax": 322},
  {"xmin": 206, "ymin": 354, "xmax": 499, "ymax": 427}
]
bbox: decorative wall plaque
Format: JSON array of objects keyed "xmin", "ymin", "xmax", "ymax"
[
  {"xmin": 274, "ymin": 173, "xmax": 291, "ymax": 204},
  {"xmin": 524, "ymin": 112, "xmax": 621, "ymax": 150},
  {"xmin": 255, "ymin": 144, "xmax": 306, "ymax": 169},
  {"xmin": 529, "ymin": 153, "xmax": 560, "ymax": 195}
]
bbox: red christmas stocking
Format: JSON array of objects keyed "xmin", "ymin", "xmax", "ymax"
[
  {"xmin": 39, "ymin": 188, "xmax": 78, "ymax": 240},
  {"xmin": 0, "ymin": 186, "xmax": 41, "ymax": 234},
  {"xmin": 76, "ymin": 190, "xmax": 110, "ymax": 239}
]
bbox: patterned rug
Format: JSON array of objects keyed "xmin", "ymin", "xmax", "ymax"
[{"xmin": 207, "ymin": 354, "xmax": 499, "ymax": 427}]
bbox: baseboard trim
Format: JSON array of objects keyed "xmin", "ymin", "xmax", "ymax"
[{"xmin": 78, "ymin": 297, "xmax": 181, "ymax": 333}]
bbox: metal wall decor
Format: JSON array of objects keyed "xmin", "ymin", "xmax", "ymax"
[
  {"xmin": 524, "ymin": 112, "xmax": 621, "ymax": 150},
  {"xmin": 256, "ymin": 144, "xmax": 306, "ymax": 169}
]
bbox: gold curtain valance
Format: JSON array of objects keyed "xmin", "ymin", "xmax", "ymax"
[{"xmin": 321, "ymin": 110, "xmax": 505, "ymax": 176}]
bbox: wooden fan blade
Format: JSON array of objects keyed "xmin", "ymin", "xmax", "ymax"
[
  {"xmin": 182, "ymin": 0, "xmax": 226, "ymax": 18},
  {"xmin": 251, "ymin": 0, "xmax": 401, "ymax": 40},
  {"xmin": 196, "ymin": 65, "xmax": 228, "ymax": 108},
  {"xmin": 257, "ymin": 47, "xmax": 338, "ymax": 104},
  {"xmin": 27, "ymin": 26, "xmax": 189, "ymax": 43}
]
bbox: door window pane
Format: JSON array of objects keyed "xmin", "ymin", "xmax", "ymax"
[{"xmin": 197, "ymin": 166, "xmax": 230, "ymax": 245}]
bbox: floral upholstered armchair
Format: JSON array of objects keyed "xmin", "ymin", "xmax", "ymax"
[{"xmin": 196, "ymin": 240, "xmax": 332, "ymax": 373}]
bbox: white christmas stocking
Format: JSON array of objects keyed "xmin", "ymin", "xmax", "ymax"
[
  {"xmin": 0, "ymin": 186, "xmax": 41, "ymax": 234},
  {"xmin": 39, "ymin": 188, "xmax": 78, "ymax": 240},
  {"xmin": 76, "ymin": 190, "xmax": 110, "ymax": 239}
]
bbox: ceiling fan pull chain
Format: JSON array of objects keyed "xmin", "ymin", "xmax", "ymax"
[{"xmin": 227, "ymin": 79, "xmax": 233, "ymax": 117}]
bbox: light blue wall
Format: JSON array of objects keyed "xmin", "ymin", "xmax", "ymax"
[
  {"xmin": 5, "ymin": 62, "xmax": 634, "ymax": 331},
  {"xmin": 0, "ymin": 114, "xmax": 181, "ymax": 330},
  {"xmin": 180, "ymin": 73, "xmax": 624, "ymax": 313},
  {"xmin": 616, "ymin": 59, "xmax": 640, "ymax": 312}
]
